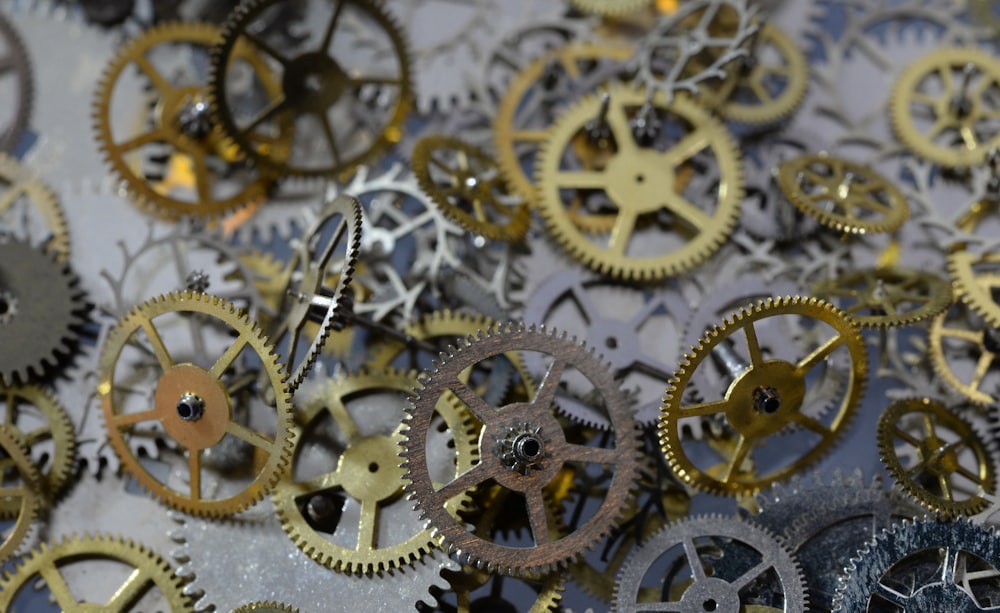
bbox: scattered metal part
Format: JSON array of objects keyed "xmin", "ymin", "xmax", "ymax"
[
  {"xmin": 0, "ymin": 426, "xmax": 40, "ymax": 564},
  {"xmin": 0, "ymin": 12, "xmax": 32, "ymax": 154}
]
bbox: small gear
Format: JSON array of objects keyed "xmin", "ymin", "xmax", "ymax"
[
  {"xmin": 949, "ymin": 248, "xmax": 1000, "ymax": 329},
  {"xmin": 0, "ymin": 533, "xmax": 192, "ymax": 611},
  {"xmin": 928, "ymin": 305, "xmax": 1000, "ymax": 406},
  {"xmin": 412, "ymin": 135, "xmax": 530, "ymax": 242},
  {"xmin": 812, "ymin": 267, "xmax": 953, "ymax": 328},
  {"xmin": 423, "ymin": 565, "xmax": 564, "ymax": 613},
  {"xmin": 891, "ymin": 47, "xmax": 1000, "ymax": 168},
  {"xmin": 0, "ymin": 12, "xmax": 32, "ymax": 154},
  {"xmin": 232, "ymin": 603, "xmax": 299, "ymax": 613},
  {"xmin": 777, "ymin": 153, "xmax": 910, "ymax": 235},
  {"xmin": 877, "ymin": 397, "xmax": 997, "ymax": 517},
  {"xmin": 0, "ymin": 152, "xmax": 68, "ymax": 262},
  {"xmin": 0, "ymin": 238, "xmax": 88, "ymax": 385},
  {"xmin": 569, "ymin": 0, "xmax": 651, "ymax": 17},
  {"xmin": 0, "ymin": 426, "xmax": 39, "ymax": 564}
]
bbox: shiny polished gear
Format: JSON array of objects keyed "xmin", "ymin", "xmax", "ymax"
[
  {"xmin": 812, "ymin": 267, "xmax": 953, "ymax": 328},
  {"xmin": 0, "ymin": 152, "xmax": 68, "ymax": 261},
  {"xmin": 777, "ymin": 153, "xmax": 909, "ymax": 235},
  {"xmin": 660, "ymin": 296, "xmax": 868, "ymax": 497},
  {"xmin": 0, "ymin": 426, "xmax": 39, "ymax": 564},
  {"xmin": 0, "ymin": 12, "xmax": 32, "ymax": 154},
  {"xmin": 928, "ymin": 306, "xmax": 1000, "ymax": 406},
  {"xmin": 209, "ymin": 0, "xmax": 412, "ymax": 179},
  {"xmin": 891, "ymin": 47, "xmax": 1000, "ymax": 168},
  {"xmin": 402, "ymin": 323, "xmax": 642, "ymax": 577},
  {"xmin": 0, "ymin": 533, "xmax": 192, "ymax": 611},
  {"xmin": 99, "ymin": 291, "xmax": 294, "ymax": 517},
  {"xmin": 536, "ymin": 84, "xmax": 744, "ymax": 281},
  {"xmin": 412, "ymin": 136, "xmax": 530, "ymax": 242},
  {"xmin": 877, "ymin": 397, "xmax": 996, "ymax": 517},
  {"xmin": 949, "ymin": 248, "xmax": 1000, "ymax": 329}
]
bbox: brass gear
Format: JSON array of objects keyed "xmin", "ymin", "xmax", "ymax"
[
  {"xmin": 948, "ymin": 248, "xmax": 1000, "ymax": 329},
  {"xmin": 208, "ymin": 0, "xmax": 412, "ymax": 179},
  {"xmin": 569, "ymin": 0, "xmax": 652, "ymax": 17},
  {"xmin": 928, "ymin": 306, "xmax": 999, "ymax": 406},
  {"xmin": 0, "ymin": 426, "xmax": 39, "ymax": 564},
  {"xmin": 659, "ymin": 296, "xmax": 868, "ymax": 497},
  {"xmin": 877, "ymin": 397, "xmax": 996, "ymax": 518},
  {"xmin": 273, "ymin": 368, "xmax": 478, "ymax": 575},
  {"xmin": 812, "ymin": 267, "xmax": 953, "ymax": 329},
  {"xmin": 232, "ymin": 603, "xmax": 299, "ymax": 613},
  {"xmin": 412, "ymin": 136, "xmax": 530, "ymax": 243},
  {"xmin": 98, "ymin": 291, "xmax": 294, "ymax": 517},
  {"xmin": 777, "ymin": 152, "xmax": 909, "ymax": 235},
  {"xmin": 93, "ymin": 21, "xmax": 280, "ymax": 221},
  {"xmin": 0, "ymin": 152, "xmax": 69, "ymax": 262},
  {"xmin": 535, "ymin": 84, "xmax": 744, "ymax": 282},
  {"xmin": 890, "ymin": 47, "xmax": 1000, "ymax": 168},
  {"xmin": 431, "ymin": 565, "xmax": 564, "ymax": 612},
  {"xmin": 0, "ymin": 533, "xmax": 192, "ymax": 611}
]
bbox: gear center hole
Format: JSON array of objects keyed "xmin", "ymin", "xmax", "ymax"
[
  {"xmin": 605, "ymin": 336, "xmax": 618, "ymax": 349},
  {"xmin": 635, "ymin": 173, "xmax": 645, "ymax": 184},
  {"xmin": 368, "ymin": 462, "xmax": 379, "ymax": 473},
  {"xmin": 702, "ymin": 600, "xmax": 718, "ymax": 612}
]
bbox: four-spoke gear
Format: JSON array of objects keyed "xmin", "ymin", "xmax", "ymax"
[
  {"xmin": 812, "ymin": 267, "xmax": 953, "ymax": 329},
  {"xmin": 0, "ymin": 426, "xmax": 40, "ymax": 564},
  {"xmin": 928, "ymin": 307, "xmax": 1000, "ymax": 406}
]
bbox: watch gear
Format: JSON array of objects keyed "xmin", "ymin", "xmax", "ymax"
[
  {"xmin": 232, "ymin": 603, "xmax": 299, "ymax": 613},
  {"xmin": 659, "ymin": 296, "xmax": 868, "ymax": 497},
  {"xmin": 98, "ymin": 290, "xmax": 294, "ymax": 517},
  {"xmin": 401, "ymin": 323, "xmax": 642, "ymax": 577},
  {"xmin": 928, "ymin": 305, "xmax": 1000, "ymax": 406},
  {"xmin": 92, "ymin": 21, "xmax": 279, "ymax": 221},
  {"xmin": 777, "ymin": 152, "xmax": 910, "ymax": 235},
  {"xmin": 0, "ymin": 12, "xmax": 32, "ymax": 154},
  {"xmin": 812, "ymin": 267, "xmax": 953, "ymax": 329},
  {"xmin": 569, "ymin": 0, "xmax": 651, "ymax": 18},
  {"xmin": 0, "ymin": 238, "xmax": 89, "ymax": 385},
  {"xmin": 0, "ymin": 426, "xmax": 40, "ymax": 564},
  {"xmin": 0, "ymin": 152, "xmax": 68, "ymax": 261},
  {"xmin": 208, "ymin": 0, "xmax": 412, "ymax": 179},
  {"xmin": 891, "ymin": 46, "xmax": 1000, "ymax": 168},
  {"xmin": 949, "ymin": 247, "xmax": 1000, "ymax": 329},
  {"xmin": 412, "ymin": 135, "xmax": 530, "ymax": 243},
  {"xmin": 535, "ymin": 84, "xmax": 744, "ymax": 281},
  {"xmin": 877, "ymin": 397, "xmax": 997, "ymax": 517},
  {"xmin": 0, "ymin": 533, "xmax": 192, "ymax": 611},
  {"xmin": 423, "ymin": 565, "xmax": 564, "ymax": 613},
  {"xmin": 611, "ymin": 514, "xmax": 808, "ymax": 612}
]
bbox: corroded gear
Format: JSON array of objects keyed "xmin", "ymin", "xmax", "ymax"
[
  {"xmin": 812, "ymin": 267, "xmax": 953, "ymax": 329},
  {"xmin": 93, "ymin": 21, "xmax": 279, "ymax": 221},
  {"xmin": 0, "ymin": 426, "xmax": 39, "ymax": 564},
  {"xmin": 659, "ymin": 296, "xmax": 868, "ymax": 497},
  {"xmin": 273, "ymin": 368, "xmax": 478, "ymax": 575},
  {"xmin": 536, "ymin": 84, "xmax": 744, "ymax": 282},
  {"xmin": 99, "ymin": 291, "xmax": 294, "ymax": 517},
  {"xmin": 0, "ymin": 239, "xmax": 88, "ymax": 385},
  {"xmin": 402, "ymin": 323, "xmax": 642, "ymax": 577},
  {"xmin": 0, "ymin": 12, "xmax": 32, "ymax": 154},
  {"xmin": 0, "ymin": 152, "xmax": 68, "ymax": 261},
  {"xmin": 877, "ymin": 397, "xmax": 996, "ymax": 517},
  {"xmin": 232, "ymin": 603, "xmax": 299, "ymax": 613},
  {"xmin": 208, "ymin": 0, "xmax": 412, "ymax": 179},
  {"xmin": 412, "ymin": 136, "xmax": 530, "ymax": 243},
  {"xmin": 928, "ymin": 307, "xmax": 999, "ymax": 406},
  {"xmin": 428, "ymin": 565, "xmax": 564, "ymax": 613},
  {"xmin": 777, "ymin": 153, "xmax": 909, "ymax": 235},
  {"xmin": 0, "ymin": 533, "xmax": 192, "ymax": 611},
  {"xmin": 570, "ymin": 0, "xmax": 652, "ymax": 17},
  {"xmin": 949, "ymin": 248, "xmax": 1000, "ymax": 329},
  {"xmin": 890, "ymin": 47, "xmax": 1000, "ymax": 168}
]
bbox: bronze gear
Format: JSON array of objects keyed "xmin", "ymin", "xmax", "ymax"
[
  {"xmin": 0, "ymin": 426, "xmax": 39, "ymax": 564},
  {"xmin": 812, "ymin": 267, "xmax": 953, "ymax": 328}
]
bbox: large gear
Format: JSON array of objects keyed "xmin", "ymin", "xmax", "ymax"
[
  {"xmin": 401, "ymin": 323, "xmax": 642, "ymax": 577},
  {"xmin": 98, "ymin": 290, "xmax": 294, "ymax": 517},
  {"xmin": 0, "ymin": 12, "xmax": 31, "ymax": 154},
  {"xmin": 535, "ymin": 84, "xmax": 744, "ymax": 281},
  {"xmin": 928, "ymin": 305, "xmax": 1000, "ymax": 406},
  {"xmin": 0, "ymin": 238, "xmax": 88, "ymax": 385},
  {"xmin": 0, "ymin": 152, "xmax": 68, "ymax": 261},
  {"xmin": 949, "ymin": 247, "xmax": 1000, "ymax": 329},
  {"xmin": 0, "ymin": 426, "xmax": 39, "ymax": 564},
  {"xmin": 812, "ymin": 266, "xmax": 953, "ymax": 329}
]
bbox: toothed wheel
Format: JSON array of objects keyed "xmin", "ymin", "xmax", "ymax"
[
  {"xmin": 0, "ymin": 426, "xmax": 39, "ymax": 564},
  {"xmin": 232, "ymin": 603, "xmax": 299, "ymax": 613},
  {"xmin": 813, "ymin": 267, "xmax": 953, "ymax": 329},
  {"xmin": 0, "ymin": 12, "xmax": 32, "ymax": 155},
  {"xmin": 0, "ymin": 152, "xmax": 68, "ymax": 261}
]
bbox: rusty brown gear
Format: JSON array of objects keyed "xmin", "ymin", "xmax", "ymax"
[{"xmin": 401, "ymin": 322, "xmax": 642, "ymax": 578}]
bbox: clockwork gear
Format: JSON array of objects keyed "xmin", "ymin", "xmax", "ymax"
[
  {"xmin": 0, "ymin": 152, "xmax": 68, "ymax": 261},
  {"xmin": 949, "ymin": 247, "xmax": 1000, "ymax": 329},
  {"xmin": 812, "ymin": 267, "xmax": 953, "ymax": 328},
  {"xmin": 425, "ymin": 565, "xmax": 565, "ymax": 613},
  {"xmin": 928, "ymin": 305, "xmax": 1000, "ymax": 406},
  {"xmin": 233, "ymin": 603, "xmax": 299, "ymax": 613},
  {"xmin": 569, "ymin": 0, "xmax": 651, "ymax": 17},
  {"xmin": 0, "ymin": 426, "xmax": 39, "ymax": 564},
  {"xmin": 0, "ymin": 12, "xmax": 32, "ymax": 154}
]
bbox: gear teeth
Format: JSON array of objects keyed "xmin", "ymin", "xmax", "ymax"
[{"xmin": 948, "ymin": 249, "xmax": 1000, "ymax": 329}]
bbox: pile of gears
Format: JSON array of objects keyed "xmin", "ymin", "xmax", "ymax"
[{"xmin": 3, "ymin": 0, "xmax": 1000, "ymax": 610}]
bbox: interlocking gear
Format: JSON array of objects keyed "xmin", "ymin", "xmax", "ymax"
[
  {"xmin": 949, "ymin": 247, "xmax": 1000, "ymax": 329},
  {"xmin": 0, "ymin": 153, "xmax": 68, "ymax": 261},
  {"xmin": 0, "ymin": 426, "xmax": 39, "ymax": 564},
  {"xmin": 812, "ymin": 267, "xmax": 953, "ymax": 328},
  {"xmin": 928, "ymin": 305, "xmax": 1000, "ymax": 406}
]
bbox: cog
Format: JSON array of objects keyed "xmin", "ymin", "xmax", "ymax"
[
  {"xmin": 424, "ymin": 565, "xmax": 565, "ymax": 613},
  {"xmin": 0, "ymin": 426, "xmax": 39, "ymax": 564},
  {"xmin": 812, "ymin": 267, "xmax": 953, "ymax": 328},
  {"xmin": 928, "ymin": 305, "xmax": 1000, "ymax": 406},
  {"xmin": 233, "ymin": 603, "xmax": 299, "ymax": 613},
  {"xmin": 0, "ymin": 12, "xmax": 32, "ymax": 154},
  {"xmin": 0, "ymin": 152, "xmax": 68, "ymax": 261},
  {"xmin": 949, "ymin": 248, "xmax": 1000, "ymax": 329}
]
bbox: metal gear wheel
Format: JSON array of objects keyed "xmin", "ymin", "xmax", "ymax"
[
  {"xmin": 569, "ymin": 0, "xmax": 651, "ymax": 17},
  {"xmin": 0, "ymin": 238, "xmax": 88, "ymax": 385},
  {"xmin": 423, "ymin": 565, "xmax": 564, "ymax": 613},
  {"xmin": 0, "ymin": 533, "xmax": 192, "ymax": 611},
  {"xmin": 928, "ymin": 305, "xmax": 1000, "ymax": 406},
  {"xmin": 0, "ymin": 152, "xmax": 68, "ymax": 262},
  {"xmin": 0, "ymin": 426, "xmax": 39, "ymax": 564},
  {"xmin": 208, "ymin": 0, "xmax": 412, "ymax": 179},
  {"xmin": 233, "ymin": 603, "xmax": 299, "ymax": 613},
  {"xmin": 98, "ymin": 290, "xmax": 294, "ymax": 517},
  {"xmin": 611, "ymin": 514, "xmax": 808, "ymax": 612},
  {"xmin": 949, "ymin": 247, "xmax": 1000, "ymax": 329},
  {"xmin": 659, "ymin": 296, "xmax": 868, "ymax": 497},
  {"xmin": 812, "ymin": 267, "xmax": 953, "ymax": 329},
  {"xmin": 401, "ymin": 323, "xmax": 643, "ymax": 577},
  {"xmin": 0, "ymin": 12, "xmax": 32, "ymax": 154},
  {"xmin": 535, "ymin": 84, "xmax": 744, "ymax": 281}
]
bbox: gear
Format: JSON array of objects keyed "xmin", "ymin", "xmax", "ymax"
[
  {"xmin": 98, "ymin": 291, "xmax": 294, "ymax": 517},
  {"xmin": 535, "ymin": 84, "xmax": 744, "ymax": 281},
  {"xmin": 777, "ymin": 152, "xmax": 909, "ymax": 235},
  {"xmin": 423, "ymin": 565, "xmax": 564, "ymax": 612},
  {"xmin": 569, "ymin": 0, "xmax": 651, "ymax": 17},
  {"xmin": 949, "ymin": 248, "xmax": 1000, "ymax": 329},
  {"xmin": 611, "ymin": 514, "xmax": 808, "ymax": 612},
  {"xmin": 0, "ymin": 533, "xmax": 192, "ymax": 611},
  {"xmin": 659, "ymin": 296, "xmax": 868, "ymax": 497},
  {"xmin": 812, "ymin": 267, "xmax": 953, "ymax": 328},
  {"xmin": 0, "ymin": 153, "xmax": 68, "ymax": 262},
  {"xmin": 208, "ymin": 0, "xmax": 412, "ymax": 179},
  {"xmin": 92, "ymin": 21, "xmax": 280, "ymax": 221},
  {"xmin": 0, "ymin": 426, "xmax": 39, "ymax": 564},
  {"xmin": 402, "ymin": 323, "xmax": 642, "ymax": 577},
  {"xmin": 0, "ymin": 238, "xmax": 88, "ymax": 385},
  {"xmin": 0, "ymin": 12, "xmax": 32, "ymax": 154},
  {"xmin": 272, "ymin": 368, "xmax": 478, "ymax": 575},
  {"xmin": 233, "ymin": 603, "xmax": 299, "ymax": 613},
  {"xmin": 891, "ymin": 47, "xmax": 1000, "ymax": 168},
  {"xmin": 412, "ymin": 135, "xmax": 530, "ymax": 242},
  {"xmin": 928, "ymin": 305, "xmax": 1000, "ymax": 406},
  {"xmin": 877, "ymin": 397, "xmax": 997, "ymax": 517},
  {"xmin": 833, "ymin": 518, "xmax": 1000, "ymax": 612}
]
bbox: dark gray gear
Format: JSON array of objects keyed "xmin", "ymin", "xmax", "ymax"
[{"xmin": 0, "ymin": 12, "xmax": 33, "ymax": 154}]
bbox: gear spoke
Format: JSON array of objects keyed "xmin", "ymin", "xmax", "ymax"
[
  {"xmin": 226, "ymin": 421, "xmax": 273, "ymax": 453},
  {"xmin": 526, "ymin": 488, "xmax": 551, "ymax": 544},
  {"xmin": 720, "ymin": 435, "xmax": 752, "ymax": 482},
  {"xmin": 106, "ymin": 568, "xmax": 150, "ymax": 610},
  {"xmin": 188, "ymin": 451, "xmax": 201, "ymax": 501},
  {"xmin": 132, "ymin": 55, "xmax": 172, "ymax": 96},
  {"xmin": 561, "ymin": 442, "xmax": 620, "ymax": 466},
  {"xmin": 795, "ymin": 333, "xmax": 845, "ymax": 375},
  {"xmin": 450, "ymin": 378, "xmax": 498, "ymax": 425},
  {"xmin": 209, "ymin": 336, "xmax": 248, "ymax": 379},
  {"xmin": 38, "ymin": 564, "xmax": 77, "ymax": 610},
  {"xmin": 243, "ymin": 31, "xmax": 288, "ymax": 65},
  {"xmin": 108, "ymin": 409, "xmax": 159, "ymax": 429},
  {"xmin": 356, "ymin": 497, "xmax": 378, "ymax": 551},
  {"xmin": 320, "ymin": 0, "xmax": 345, "ymax": 51},
  {"xmin": 434, "ymin": 462, "xmax": 494, "ymax": 503},
  {"xmin": 533, "ymin": 358, "xmax": 567, "ymax": 409}
]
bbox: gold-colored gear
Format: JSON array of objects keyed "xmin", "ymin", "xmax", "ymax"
[
  {"xmin": 0, "ymin": 152, "xmax": 69, "ymax": 262},
  {"xmin": 412, "ymin": 135, "xmax": 530, "ymax": 243},
  {"xmin": 273, "ymin": 368, "xmax": 478, "ymax": 575},
  {"xmin": 93, "ymin": 21, "xmax": 281, "ymax": 221},
  {"xmin": 890, "ymin": 47, "xmax": 1000, "ymax": 168},
  {"xmin": 812, "ymin": 267, "xmax": 953, "ymax": 329},
  {"xmin": 659, "ymin": 296, "xmax": 868, "ymax": 497},
  {"xmin": 536, "ymin": 84, "xmax": 744, "ymax": 282},
  {"xmin": 231, "ymin": 602, "xmax": 299, "ymax": 613},
  {"xmin": 436, "ymin": 564, "xmax": 564, "ymax": 612},
  {"xmin": 0, "ymin": 426, "xmax": 39, "ymax": 564},
  {"xmin": 928, "ymin": 307, "xmax": 999, "ymax": 406},
  {"xmin": 877, "ymin": 397, "xmax": 996, "ymax": 517},
  {"xmin": 99, "ymin": 290, "xmax": 294, "ymax": 517},
  {"xmin": 948, "ymin": 248, "xmax": 1000, "ymax": 329},
  {"xmin": 0, "ymin": 533, "xmax": 192, "ymax": 611},
  {"xmin": 777, "ymin": 152, "xmax": 909, "ymax": 235},
  {"xmin": 570, "ymin": 0, "xmax": 652, "ymax": 17}
]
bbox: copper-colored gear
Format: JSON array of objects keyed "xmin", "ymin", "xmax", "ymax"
[
  {"xmin": 928, "ymin": 306, "xmax": 999, "ymax": 406},
  {"xmin": 812, "ymin": 267, "xmax": 953, "ymax": 329},
  {"xmin": 948, "ymin": 248, "xmax": 1000, "ymax": 329},
  {"xmin": 0, "ymin": 426, "xmax": 39, "ymax": 564},
  {"xmin": 0, "ymin": 153, "xmax": 68, "ymax": 262},
  {"xmin": 99, "ymin": 291, "xmax": 294, "ymax": 517}
]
